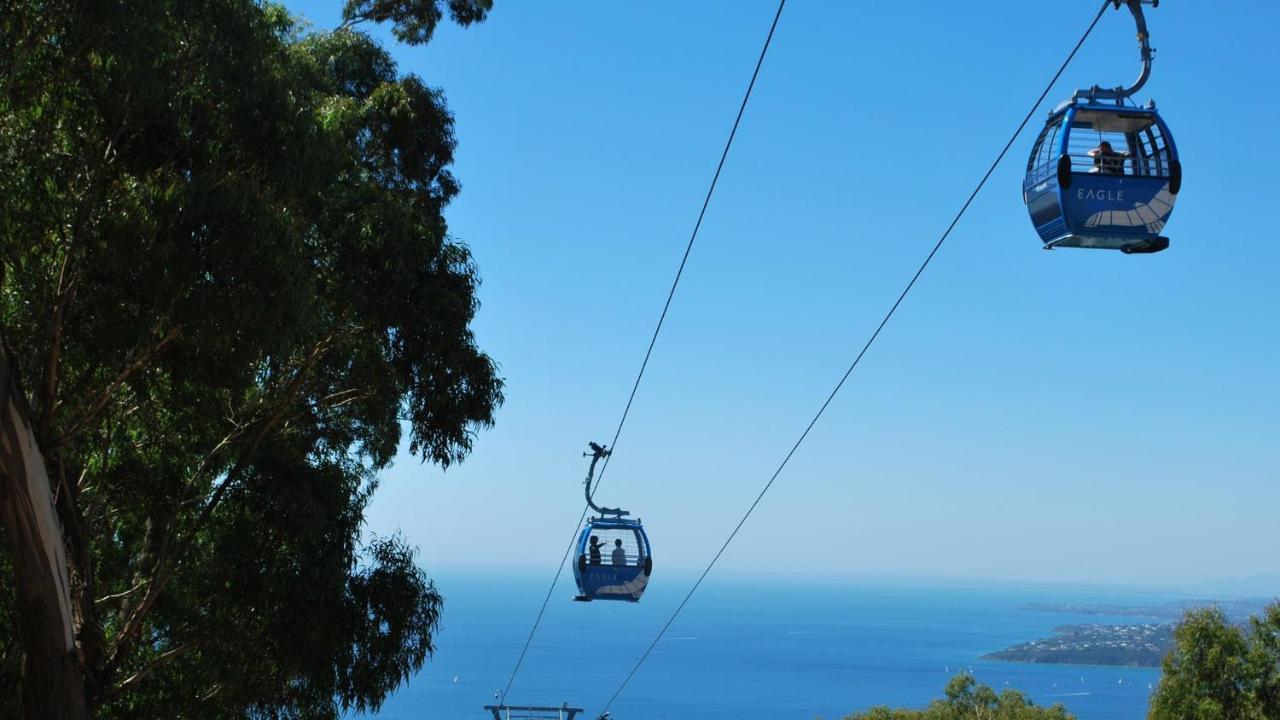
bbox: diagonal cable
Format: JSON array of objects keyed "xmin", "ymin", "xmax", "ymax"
[
  {"xmin": 596, "ymin": 2, "xmax": 1113, "ymax": 714},
  {"xmin": 499, "ymin": 0, "xmax": 788, "ymax": 702}
]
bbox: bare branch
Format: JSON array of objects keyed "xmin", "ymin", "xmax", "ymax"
[
  {"xmin": 109, "ymin": 640, "xmax": 197, "ymax": 697},
  {"xmin": 318, "ymin": 388, "xmax": 363, "ymax": 404},
  {"xmin": 319, "ymin": 389, "xmax": 372, "ymax": 411},
  {"xmin": 94, "ymin": 579, "xmax": 148, "ymax": 607}
]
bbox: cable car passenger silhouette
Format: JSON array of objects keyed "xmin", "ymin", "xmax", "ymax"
[
  {"xmin": 1088, "ymin": 140, "xmax": 1128, "ymax": 175},
  {"xmin": 588, "ymin": 535, "xmax": 605, "ymax": 565},
  {"xmin": 611, "ymin": 539, "xmax": 626, "ymax": 566}
]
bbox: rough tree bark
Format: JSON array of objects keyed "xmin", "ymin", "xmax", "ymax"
[{"xmin": 0, "ymin": 338, "xmax": 89, "ymax": 719}]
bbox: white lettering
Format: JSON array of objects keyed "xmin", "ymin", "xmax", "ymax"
[{"xmin": 1077, "ymin": 188, "xmax": 1126, "ymax": 202}]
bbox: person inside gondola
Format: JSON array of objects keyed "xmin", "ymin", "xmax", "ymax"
[
  {"xmin": 588, "ymin": 535, "xmax": 605, "ymax": 565},
  {"xmin": 1088, "ymin": 140, "xmax": 1128, "ymax": 175},
  {"xmin": 611, "ymin": 538, "xmax": 626, "ymax": 566}
]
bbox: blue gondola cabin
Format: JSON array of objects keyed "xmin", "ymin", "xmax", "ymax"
[
  {"xmin": 1023, "ymin": 98, "xmax": 1181, "ymax": 253},
  {"xmin": 573, "ymin": 517, "xmax": 652, "ymax": 602}
]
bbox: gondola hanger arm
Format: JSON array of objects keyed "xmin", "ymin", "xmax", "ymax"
[
  {"xmin": 583, "ymin": 442, "xmax": 629, "ymax": 517},
  {"xmin": 1076, "ymin": 0, "xmax": 1158, "ymax": 103}
]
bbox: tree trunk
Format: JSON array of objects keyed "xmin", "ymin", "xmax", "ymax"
[{"xmin": 0, "ymin": 341, "xmax": 89, "ymax": 719}]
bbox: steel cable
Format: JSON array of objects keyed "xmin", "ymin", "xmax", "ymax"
[
  {"xmin": 499, "ymin": 0, "xmax": 789, "ymax": 702},
  {"xmin": 596, "ymin": 2, "xmax": 1112, "ymax": 714}
]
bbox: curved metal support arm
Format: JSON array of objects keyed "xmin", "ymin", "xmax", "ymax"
[
  {"xmin": 583, "ymin": 442, "xmax": 628, "ymax": 517},
  {"xmin": 1076, "ymin": 0, "xmax": 1156, "ymax": 102}
]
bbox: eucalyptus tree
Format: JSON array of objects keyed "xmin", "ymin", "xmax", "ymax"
[
  {"xmin": 1149, "ymin": 604, "xmax": 1280, "ymax": 720},
  {"xmin": 0, "ymin": 0, "xmax": 498, "ymax": 717}
]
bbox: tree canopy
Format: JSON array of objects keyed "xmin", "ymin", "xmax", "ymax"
[
  {"xmin": 0, "ymin": 0, "xmax": 499, "ymax": 717},
  {"xmin": 1149, "ymin": 603, "xmax": 1280, "ymax": 720},
  {"xmin": 841, "ymin": 674, "xmax": 1074, "ymax": 720}
]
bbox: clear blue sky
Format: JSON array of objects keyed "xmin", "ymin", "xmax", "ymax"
[{"xmin": 286, "ymin": 1, "xmax": 1280, "ymax": 587}]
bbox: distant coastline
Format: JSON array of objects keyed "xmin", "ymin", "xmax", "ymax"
[
  {"xmin": 983, "ymin": 598, "xmax": 1272, "ymax": 667},
  {"xmin": 983, "ymin": 623, "xmax": 1172, "ymax": 667}
]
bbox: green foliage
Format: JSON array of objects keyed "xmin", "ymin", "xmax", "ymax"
[
  {"xmin": 342, "ymin": 0, "xmax": 492, "ymax": 45},
  {"xmin": 1149, "ymin": 603, "xmax": 1280, "ymax": 720},
  {"xmin": 842, "ymin": 674, "xmax": 1074, "ymax": 720},
  {"xmin": 0, "ymin": 0, "xmax": 499, "ymax": 716}
]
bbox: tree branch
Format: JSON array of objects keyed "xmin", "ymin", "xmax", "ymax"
[
  {"xmin": 109, "ymin": 639, "xmax": 198, "ymax": 698},
  {"xmin": 37, "ymin": 250, "xmax": 75, "ymax": 443},
  {"xmin": 318, "ymin": 388, "xmax": 372, "ymax": 411},
  {"xmin": 171, "ymin": 427, "xmax": 245, "ymax": 512},
  {"xmin": 56, "ymin": 321, "xmax": 182, "ymax": 449},
  {"xmin": 192, "ymin": 334, "xmax": 336, "ymax": 525},
  {"xmin": 36, "ymin": 126, "xmax": 116, "ymax": 444},
  {"xmin": 103, "ymin": 333, "xmax": 341, "ymax": 678},
  {"xmin": 94, "ymin": 579, "xmax": 148, "ymax": 607}
]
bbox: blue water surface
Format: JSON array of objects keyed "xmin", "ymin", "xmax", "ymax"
[{"xmin": 368, "ymin": 571, "xmax": 1169, "ymax": 720}]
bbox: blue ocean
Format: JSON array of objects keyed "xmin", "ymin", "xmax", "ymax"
[{"xmin": 370, "ymin": 571, "xmax": 1172, "ymax": 719}]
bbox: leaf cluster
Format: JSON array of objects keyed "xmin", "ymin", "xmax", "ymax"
[
  {"xmin": 842, "ymin": 674, "xmax": 1074, "ymax": 720},
  {"xmin": 341, "ymin": 0, "xmax": 492, "ymax": 45}
]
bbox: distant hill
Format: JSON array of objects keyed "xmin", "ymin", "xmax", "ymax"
[
  {"xmin": 1024, "ymin": 597, "xmax": 1272, "ymax": 623},
  {"xmin": 1178, "ymin": 575, "xmax": 1280, "ymax": 599}
]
